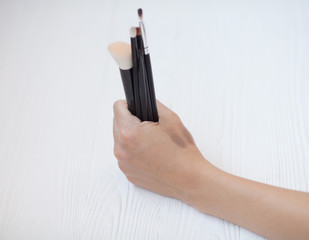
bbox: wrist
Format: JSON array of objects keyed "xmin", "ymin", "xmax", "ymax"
[{"xmin": 180, "ymin": 156, "xmax": 228, "ymax": 215}]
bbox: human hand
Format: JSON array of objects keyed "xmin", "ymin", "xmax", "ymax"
[
  {"xmin": 113, "ymin": 100, "xmax": 211, "ymax": 202},
  {"xmin": 113, "ymin": 99, "xmax": 309, "ymax": 240}
]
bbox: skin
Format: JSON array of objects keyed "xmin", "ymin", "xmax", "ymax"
[{"xmin": 113, "ymin": 100, "xmax": 309, "ymax": 240}]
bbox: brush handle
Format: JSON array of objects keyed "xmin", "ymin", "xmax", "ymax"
[
  {"xmin": 120, "ymin": 69, "xmax": 135, "ymax": 115},
  {"xmin": 137, "ymin": 35, "xmax": 153, "ymax": 121},
  {"xmin": 137, "ymin": 48, "xmax": 149, "ymax": 121},
  {"xmin": 130, "ymin": 36, "xmax": 142, "ymax": 120},
  {"xmin": 144, "ymin": 54, "xmax": 158, "ymax": 122}
]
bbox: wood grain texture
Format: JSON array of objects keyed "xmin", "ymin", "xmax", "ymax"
[{"xmin": 0, "ymin": 0, "xmax": 308, "ymax": 239}]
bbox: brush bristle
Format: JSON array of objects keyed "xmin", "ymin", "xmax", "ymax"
[
  {"xmin": 137, "ymin": 8, "xmax": 143, "ymax": 18},
  {"xmin": 107, "ymin": 42, "xmax": 132, "ymax": 70}
]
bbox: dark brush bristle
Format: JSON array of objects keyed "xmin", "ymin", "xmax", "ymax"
[{"xmin": 137, "ymin": 8, "xmax": 143, "ymax": 18}]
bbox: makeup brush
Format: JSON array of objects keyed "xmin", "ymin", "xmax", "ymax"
[
  {"xmin": 137, "ymin": 8, "xmax": 158, "ymax": 122},
  {"xmin": 108, "ymin": 42, "xmax": 135, "ymax": 115},
  {"xmin": 129, "ymin": 27, "xmax": 142, "ymax": 120},
  {"xmin": 136, "ymin": 32, "xmax": 150, "ymax": 121},
  {"xmin": 135, "ymin": 27, "xmax": 153, "ymax": 121}
]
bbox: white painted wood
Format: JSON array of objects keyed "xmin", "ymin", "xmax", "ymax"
[{"xmin": 0, "ymin": 1, "xmax": 308, "ymax": 239}]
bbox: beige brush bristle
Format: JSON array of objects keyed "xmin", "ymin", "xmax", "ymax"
[{"xmin": 107, "ymin": 42, "xmax": 132, "ymax": 70}]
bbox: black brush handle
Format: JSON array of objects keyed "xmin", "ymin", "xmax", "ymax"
[
  {"xmin": 137, "ymin": 35, "xmax": 153, "ymax": 121},
  {"xmin": 144, "ymin": 54, "xmax": 158, "ymax": 122},
  {"xmin": 130, "ymin": 36, "xmax": 142, "ymax": 120},
  {"xmin": 120, "ymin": 69, "xmax": 135, "ymax": 115},
  {"xmin": 140, "ymin": 50, "xmax": 154, "ymax": 121},
  {"xmin": 137, "ymin": 48, "xmax": 149, "ymax": 121}
]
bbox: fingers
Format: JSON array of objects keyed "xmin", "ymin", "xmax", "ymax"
[
  {"xmin": 113, "ymin": 117, "xmax": 118, "ymax": 142},
  {"xmin": 113, "ymin": 100, "xmax": 141, "ymax": 128},
  {"xmin": 113, "ymin": 99, "xmax": 174, "ymax": 128}
]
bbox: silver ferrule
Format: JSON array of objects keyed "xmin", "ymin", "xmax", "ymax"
[{"xmin": 139, "ymin": 21, "xmax": 149, "ymax": 55}]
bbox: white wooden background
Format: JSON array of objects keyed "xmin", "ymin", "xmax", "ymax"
[{"xmin": 0, "ymin": 0, "xmax": 308, "ymax": 239}]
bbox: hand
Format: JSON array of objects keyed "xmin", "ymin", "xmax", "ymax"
[
  {"xmin": 113, "ymin": 100, "xmax": 309, "ymax": 240},
  {"xmin": 113, "ymin": 100, "xmax": 210, "ymax": 201}
]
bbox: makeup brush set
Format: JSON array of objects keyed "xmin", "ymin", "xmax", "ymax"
[{"xmin": 108, "ymin": 8, "xmax": 158, "ymax": 122}]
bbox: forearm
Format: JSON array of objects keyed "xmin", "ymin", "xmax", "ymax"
[{"xmin": 185, "ymin": 161, "xmax": 309, "ymax": 240}]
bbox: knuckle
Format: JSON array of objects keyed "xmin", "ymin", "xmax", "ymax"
[
  {"xmin": 114, "ymin": 146, "xmax": 126, "ymax": 161},
  {"xmin": 118, "ymin": 127, "xmax": 136, "ymax": 144},
  {"xmin": 118, "ymin": 128, "xmax": 128, "ymax": 143},
  {"xmin": 114, "ymin": 145, "xmax": 133, "ymax": 163},
  {"xmin": 113, "ymin": 100, "xmax": 125, "ymax": 113},
  {"xmin": 169, "ymin": 113, "xmax": 182, "ymax": 127},
  {"xmin": 167, "ymin": 110, "xmax": 179, "ymax": 121},
  {"xmin": 117, "ymin": 161, "xmax": 126, "ymax": 173}
]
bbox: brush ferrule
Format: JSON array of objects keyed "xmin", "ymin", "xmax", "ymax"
[{"xmin": 139, "ymin": 21, "xmax": 149, "ymax": 55}]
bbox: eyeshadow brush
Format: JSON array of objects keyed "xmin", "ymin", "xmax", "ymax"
[
  {"xmin": 136, "ymin": 28, "xmax": 153, "ymax": 121},
  {"xmin": 138, "ymin": 8, "xmax": 158, "ymax": 122},
  {"xmin": 136, "ymin": 33, "xmax": 150, "ymax": 121}
]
